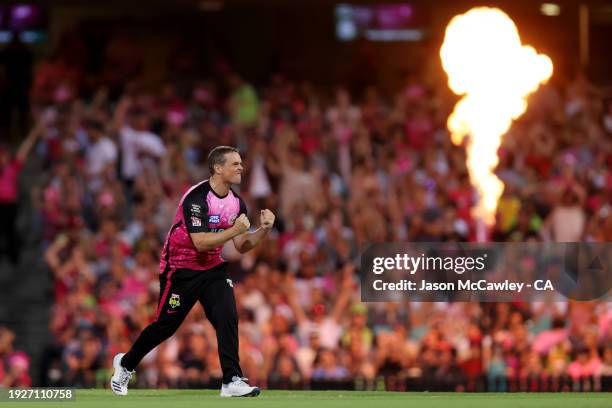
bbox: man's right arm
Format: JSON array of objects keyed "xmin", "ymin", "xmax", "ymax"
[
  {"xmin": 190, "ymin": 214, "xmax": 250, "ymax": 251},
  {"xmin": 190, "ymin": 227, "xmax": 242, "ymax": 252}
]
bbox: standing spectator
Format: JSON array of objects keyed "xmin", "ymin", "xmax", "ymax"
[
  {"xmin": 0, "ymin": 326, "xmax": 32, "ymax": 387},
  {"xmin": 227, "ymin": 73, "xmax": 259, "ymax": 128},
  {"xmin": 0, "ymin": 121, "xmax": 42, "ymax": 265},
  {"xmin": 114, "ymin": 100, "xmax": 166, "ymax": 188},
  {"xmin": 83, "ymin": 118, "xmax": 118, "ymax": 193},
  {"xmin": 540, "ymin": 184, "xmax": 586, "ymax": 241}
]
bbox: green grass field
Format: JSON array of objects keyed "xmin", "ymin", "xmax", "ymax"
[{"xmin": 3, "ymin": 390, "xmax": 611, "ymax": 408}]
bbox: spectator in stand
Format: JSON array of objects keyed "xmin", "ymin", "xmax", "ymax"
[
  {"xmin": 113, "ymin": 99, "xmax": 166, "ymax": 188},
  {"xmin": 311, "ymin": 349, "xmax": 350, "ymax": 381},
  {"xmin": 0, "ymin": 326, "xmax": 32, "ymax": 387},
  {"xmin": 82, "ymin": 118, "xmax": 118, "ymax": 193},
  {"xmin": 0, "ymin": 121, "xmax": 42, "ymax": 265},
  {"xmin": 540, "ymin": 183, "xmax": 587, "ymax": 241},
  {"xmin": 227, "ymin": 73, "xmax": 259, "ymax": 128}
]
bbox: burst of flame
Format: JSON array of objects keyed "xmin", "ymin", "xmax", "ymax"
[{"xmin": 440, "ymin": 7, "xmax": 553, "ymax": 227}]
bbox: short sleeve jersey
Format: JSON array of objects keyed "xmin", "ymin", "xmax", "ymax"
[{"xmin": 159, "ymin": 180, "xmax": 247, "ymax": 272}]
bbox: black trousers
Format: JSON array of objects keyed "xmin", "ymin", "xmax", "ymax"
[{"xmin": 121, "ymin": 263, "xmax": 242, "ymax": 383}]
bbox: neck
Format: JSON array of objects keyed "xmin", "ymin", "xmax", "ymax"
[{"xmin": 209, "ymin": 175, "xmax": 230, "ymax": 196}]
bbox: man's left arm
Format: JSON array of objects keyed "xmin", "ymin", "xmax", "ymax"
[{"xmin": 233, "ymin": 209, "xmax": 275, "ymax": 254}]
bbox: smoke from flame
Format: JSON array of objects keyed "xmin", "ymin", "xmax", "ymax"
[{"xmin": 440, "ymin": 7, "xmax": 553, "ymax": 227}]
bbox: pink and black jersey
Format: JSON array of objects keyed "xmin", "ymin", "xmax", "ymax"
[{"xmin": 159, "ymin": 180, "xmax": 247, "ymax": 272}]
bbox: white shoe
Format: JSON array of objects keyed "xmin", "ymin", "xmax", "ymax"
[
  {"xmin": 110, "ymin": 353, "xmax": 135, "ymax": 396},
  {"xmin": 220, "ymin": 376, "xmax": 261, "ymax": 397}
]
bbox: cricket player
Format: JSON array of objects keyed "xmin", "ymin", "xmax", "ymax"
[{"xmin": 110, "ymin": 146, "xmax": 274, "ymax": 397}]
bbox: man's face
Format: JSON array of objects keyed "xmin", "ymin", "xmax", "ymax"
[
  {"xmin": 86, "ymin": 127, "xmax": 101, "ymax": 142},
  {"xmin": 132, "ymin": 114, "xmax": 150, "ymax": 131},
  {"xmin": 215, "ymin": 152, "xmax": 243, "ymax": 184}
]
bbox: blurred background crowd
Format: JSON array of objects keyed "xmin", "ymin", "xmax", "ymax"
[{"xmin": 1, "ymin": 0, "xmax": 611, "ymax": 393}]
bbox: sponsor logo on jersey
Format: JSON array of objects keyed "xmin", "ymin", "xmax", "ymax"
[
  {"xmin": 169, "ymin": 293, "xmax": 181, "ymax": 308},
  {"xmin": 191, "ymin": 216, "xmax": 202, "ymax": 227},
  {"xmin": 226, "ymin": 279, "xmax": 234, "ymax": 288},
  {"xmin": 209, "ymin": 215, "xmax": 220, "ymax": 224},
  {"xmin": 191, "ymin": 204, "xmax": 201, "ymax": 214},
  {"xmin": 229, "ymin": 214, "xmax": 237, "ymax": 224}
]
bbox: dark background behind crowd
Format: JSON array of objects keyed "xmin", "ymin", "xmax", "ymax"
[{"xmin": 0, "ymin": 0, "xmax": 611, "ymax": 392}]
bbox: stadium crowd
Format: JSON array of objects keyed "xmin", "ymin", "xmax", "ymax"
[{"xmin": 1, "ymin": 33, "xmax": 612, "ymax": 392}]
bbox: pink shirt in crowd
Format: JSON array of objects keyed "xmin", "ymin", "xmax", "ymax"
[{"xmin": 0, "ymin": 159, "xmax": 22, "ymax": 203}]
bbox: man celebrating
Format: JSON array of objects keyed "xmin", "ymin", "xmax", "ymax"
[{"xmin": 111, "ymin": 146, "xmax": 274, "ymax": 397}]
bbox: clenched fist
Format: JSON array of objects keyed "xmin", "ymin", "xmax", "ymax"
[
  {"xmin": 232, "ymin": 213, "xmax": 250, "ymax": 234},
  {"xmin": 260, "ymin": 209, "xmax": 275, "ymax": 230}
]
